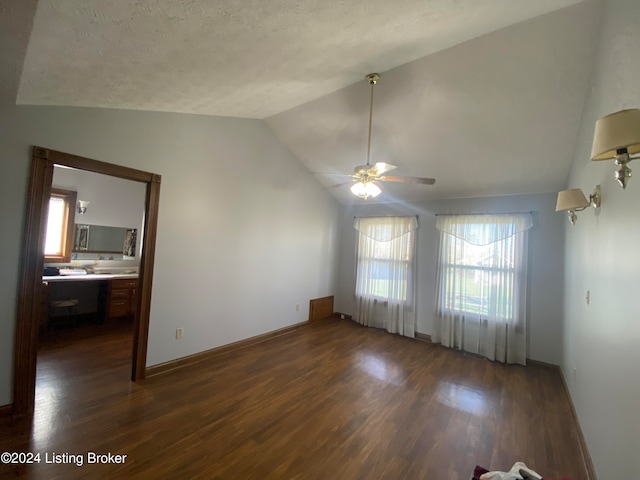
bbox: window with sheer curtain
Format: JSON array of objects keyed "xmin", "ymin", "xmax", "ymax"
[
  {"xmin": 353, "ymin": 216, "xmax": 417, "ymax": 337},
  {"xmin": 433, "ymin": 214, "xmax": 532, "ymax": 365}
]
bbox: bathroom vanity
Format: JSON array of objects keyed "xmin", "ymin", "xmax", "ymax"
[{"xmin": 41, "ymin": 273, "xmax": 138, "ymax": 329}]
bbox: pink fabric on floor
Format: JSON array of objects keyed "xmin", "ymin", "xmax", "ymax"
[{"xmin": 473, "ymin": 465, "xmax": 490, "ymax": 480}]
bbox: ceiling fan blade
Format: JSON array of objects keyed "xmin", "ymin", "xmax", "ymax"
[
  {"xmin": 314, "ymin": 173, "xmax": 357, "ymax": 179},
  {"xmin": 372, "ymin": 162, "xmax": 397, "ymax": 175},
  {"xmin": 380, "ymin": 175, "xmax": 436, "ymax": 185},
  {"xmin": 330, "ymin": 181, "xmax": 356, "ymax": 189}
]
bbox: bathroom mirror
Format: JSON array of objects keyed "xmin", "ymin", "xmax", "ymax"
[{"xmin": 73, "ymin": 224, "xmax": 137, "ymax": 259}]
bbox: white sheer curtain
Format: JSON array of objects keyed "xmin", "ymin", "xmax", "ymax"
[
  {"xmin": 353, "ymin": 216, "xmax": 418, "ymax": 338},
  {"xmin": 433, "ymin": 214, "xmax": 533, "ymax": 365}
]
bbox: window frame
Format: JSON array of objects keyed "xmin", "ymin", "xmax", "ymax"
[
  {"xmin": 44, "ymin": 188, "xmax": 77, "ymax": 263},
  {"xmin": 439, "ymin": 225, "xmax": 518, "ymax": 320}
]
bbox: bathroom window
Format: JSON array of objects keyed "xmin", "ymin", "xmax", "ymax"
[{"xmin": 44, "ymin": 188, "xmax": 77, "ymax": 263}]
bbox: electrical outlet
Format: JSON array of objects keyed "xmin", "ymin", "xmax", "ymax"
[
  {"xmin": 296, "ymin": 304, "xmax": 300, "ymax": 311},
  {"xmin": 586, "ymin": 290, "xmax": 590, "ymax": 305},
  {"xmin": 340, "ymin": 314, "xmax": 345, "ymax": 320},
  {"xmin": 176, "ymin": 328, "xmax": 184, "ymax": 339}
]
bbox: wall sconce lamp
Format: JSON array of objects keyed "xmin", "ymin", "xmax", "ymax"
[
  {"xmin": 77, "ymin": 200, "xmax": 90, "ymax": 214},
  {"xmin": 591, "ymin": 108, "xmax": 640, "ymax": 189},
  {"xmin": 556, "ymin": 186, "xmax": 601, "ymax": 225}
]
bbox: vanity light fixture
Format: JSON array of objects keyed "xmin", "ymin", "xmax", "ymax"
[
  {"xmin": 591, "ymin": 108, "xmax": 640, "ymax": 189},
  {"xmin": 77, "ymin": 200, "xmax": 90, "ymax": 214},
  {"xmin": 555, "ymin": 185, "xmax": 601, "ymax": 225}
]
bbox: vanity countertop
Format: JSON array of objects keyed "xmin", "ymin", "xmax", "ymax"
[{"xmin": 43, "ymin": 273, "xmax": 138, "ymax": 282}]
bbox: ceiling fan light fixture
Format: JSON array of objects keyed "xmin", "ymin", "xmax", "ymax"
[
  {"xmin": 350, "ymin": 181, "xmax": 381, "ymax": 199},
  {"xmin": 337, "ymin": 72, "xmax": 435, "ymax": 200}
]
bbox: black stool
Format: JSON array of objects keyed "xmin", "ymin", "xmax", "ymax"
[{"xmin": 49, "ymin": 298, "xmax": 79, "ymax": 331}]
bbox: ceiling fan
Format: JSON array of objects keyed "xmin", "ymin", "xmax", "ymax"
[{"xmin": 337, "ymin": 73, "xmax": 436, "ymax": 199}]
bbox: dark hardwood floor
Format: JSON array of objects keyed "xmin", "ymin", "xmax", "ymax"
[{"xmin": 1, "ymin": 319, "xmax": 587, "ymax": 479}]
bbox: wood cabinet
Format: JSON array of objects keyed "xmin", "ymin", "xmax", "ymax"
[
  {"xmin": 107, "ymin": 278, "xmax": 137, "ymax": 319},
  {"xmin": 309, "ymin": 295, "xmax": 334, "ymax": 322}
]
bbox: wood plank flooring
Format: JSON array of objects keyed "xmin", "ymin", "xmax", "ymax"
[{"xmin": 1, "ymin": 319, "xmax": 587, "ymax": 479}]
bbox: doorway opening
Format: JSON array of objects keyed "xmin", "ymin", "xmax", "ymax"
[{"xmin": 14, "ymin": 146, "xmax": 161, "ymax": 416}]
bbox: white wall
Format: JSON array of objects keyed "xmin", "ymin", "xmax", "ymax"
[
  {"xmin": 335, "ymin": 192, "xmax": 565, "ymax": 364},
  {"xmin": 561, "ymin": 0, "xmax": 640, "ymax": 478},
  {"xmin": 53, "ymin": 166, "xmax": 146, "ymax": 230},
  {"xmin": 0, "ymin": 104, "xmax": 341, "ymax": 406},
  {"xmin": 52, "ymin": 166, "xmax": 147, "ymax": 261}
]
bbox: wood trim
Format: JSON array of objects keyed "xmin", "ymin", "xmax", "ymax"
[
  {"xmin": 526, "ymin": 358, "xmax": 559, "ymax": 369},
  {"xmin": 0, "ymin": 403, "xmax": 13, "ymax": 418},
  {"xmin": 146, "ymin": 321, "xmax": 308, "ymax": 378},
  {"xmin": 33, "ymin": 146, "xmax": 155, "ymax": 183},
  {"xmin": 556, "ymin": 365, "xmax": 598, "ymax": 480},
  {"xmin": 503, "ymin": 358, "xmax": 596, "ymax": 479},
  {"xmin": 132, "ymin": 176, "xmax": 161, "ymax": 381},
  {"xmin": 527, "ymin": 360, "xmax": 597, "ymax": 480},
  {"xmin": 414, "ymin": 332, "xmax": 432, "ymax": 342},
  {"xmin": 14, "ymin": 153, "xmax": 53, "ymax": 415},
  {"xmin": 13, "ymin": 146, "xmax": 161, "ymax": 416}
]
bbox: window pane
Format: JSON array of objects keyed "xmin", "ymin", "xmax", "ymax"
[
  {"xmin": 45, "ymin": 196, "xmax": 66, "ymax": 256},
  {"xmin": 442, "ymin": 230, "xmax": 516, "ymax": 318},
  {"xmin": 355, "ymin": 219, "xmax": 414, "ymax": 302},
  {"xmin": 359, "ymin": 259, "xmax": 409, "ymax": 300}
]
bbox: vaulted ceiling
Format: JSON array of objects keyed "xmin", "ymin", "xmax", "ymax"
[{"xmin": 7, "ymin": 0, "xmax": 601, "ymax": 204}]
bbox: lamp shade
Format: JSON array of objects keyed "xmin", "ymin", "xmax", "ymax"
[
  {"xmin": 591, "ymin": 109, "xmax": 640, "ymax": 160},
  {"xmin": 77, "ymin": 200, "xmax": 90, "ymax": 214},
  {"xmin": 350, "ymin": 181, "xmax": 381, "ymax": 198},
  {"xmin": 556, "ymin": 188, "xmax": 589, "ymax": 211}
]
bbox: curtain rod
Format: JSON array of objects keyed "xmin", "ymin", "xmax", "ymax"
[
  {"xmin": 434, "ymin": 211, "xmax": 533, "ymax": 216},
  {"xmin": 353, "ymin": 215, "xmax": 418, "ymax": 219}
]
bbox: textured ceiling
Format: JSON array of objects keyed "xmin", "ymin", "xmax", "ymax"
[
  {"xmin": 18, "ymin": 0, "xmax": 586, "ymax": 118},
  {"xmin": 267, "ymin": 1, "xmax": 601, "ymax": 204},
  {"xmin": 10, "ymin": 0, "xmax": 601, "ymax": 204}
]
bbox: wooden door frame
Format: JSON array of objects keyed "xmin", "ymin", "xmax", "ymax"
[{"xmin": 13, "ymin": 146, "xmax": 161, "ymax": 416}]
